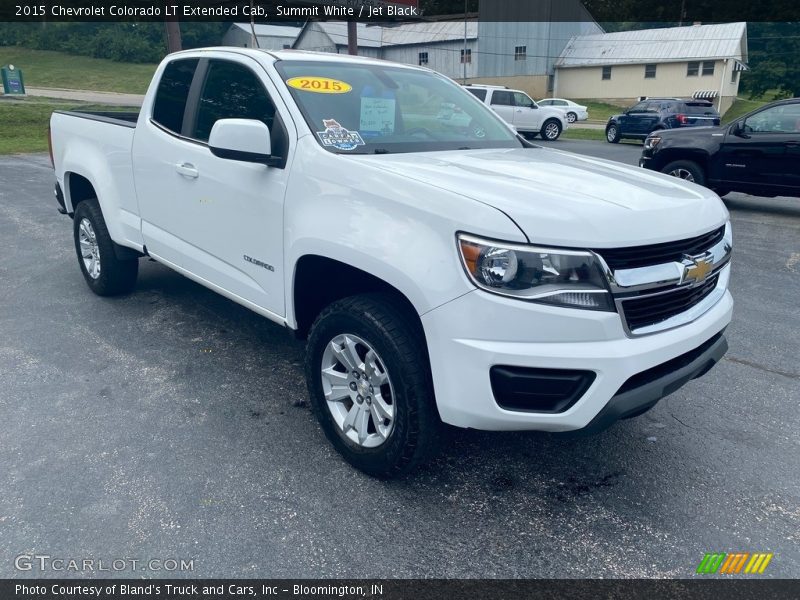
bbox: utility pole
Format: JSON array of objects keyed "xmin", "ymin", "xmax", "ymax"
[
  {"xmin": 347, "ymin": 21, "xmax": 357, "ymax": 55},
  {"xmin": 463, "ymin": 0, "xmax": 468, "ymax": 83},
  {"xmin": 165, "ymin": 21, "xmax": 183, "ymax": 53}
]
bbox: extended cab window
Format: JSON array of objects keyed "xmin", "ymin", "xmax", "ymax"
[
  {"xmin": 191, "ymin": 60, "xmax": 276, "ymax": 142},
  {"xmin": 152, "ymin": 58, "xmax": 199, "ymax": 134}
]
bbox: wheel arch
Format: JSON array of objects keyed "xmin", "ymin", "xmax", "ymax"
[
  {"xmin": 64, "ymin": 171, "xmax": 97, "ymax": 215},
  {"xmin": 66, "ymin": 172, "xmax": 142, "ymax": 260},
  {"xmin": 291, "ymin": 255, "xmax": 425, "ymax": 341},
  {"xmin": 653, "ymin": 149, "xmax": 711, "ymax": 174}
]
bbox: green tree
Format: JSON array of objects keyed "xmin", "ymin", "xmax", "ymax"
[{"xmin": 740, "ymin": 23, "xmax": 800, "ymax": 99}]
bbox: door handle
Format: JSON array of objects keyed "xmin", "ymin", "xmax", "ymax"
[{"xmin": 175, "ymin": 162, "xmax": 199, "ymax": 178}]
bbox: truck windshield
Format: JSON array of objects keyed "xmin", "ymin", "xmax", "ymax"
[{"xmin": 274, "ymin": 60, "xmax": 523, "ymax": 154}]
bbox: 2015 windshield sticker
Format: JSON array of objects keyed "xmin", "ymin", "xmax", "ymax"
[
  {"xmin": 316, "ymin": 119, "xmax": 365, "ymax": 151},
  {"xmin": 286, "ymin": 77, "xmax": 352, "ymax": 94}
]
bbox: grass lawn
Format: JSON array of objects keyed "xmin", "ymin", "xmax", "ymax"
[
  {"xmin": 0, "ymin": 47, "xmax": 156, "ymax": 94},
  {"xmin": 570, "ymin": 100, "xmax": 628, "ymax": 122},
  {"xmin": 561, "ymin": 127, "xmax": 606, "ymax": 141},
  {"xmin": 0, "ymin": 98, "xmax": 137, "ymax": 154},
  {"xmin": 721, "ymin": 98, "xmax": 769, "ymax": 124}
]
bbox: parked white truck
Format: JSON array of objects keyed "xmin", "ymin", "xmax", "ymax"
[{"xmin": 50, "ymin": 48, "xmax": 733, "ymax": 477}]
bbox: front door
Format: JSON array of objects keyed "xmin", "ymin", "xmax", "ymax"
[
  {"xmin": 715, "ymin": 102, "xmax": 800, "ymax": 194},
  {"xmin": 511, "ymin": 92, "xmax": 542, "ymax": 131},
  {"xmin": 134, "ymin": 56, "xmax": 292, "ymax": 317}
]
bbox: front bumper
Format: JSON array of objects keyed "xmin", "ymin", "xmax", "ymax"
[
  {"xmin": 639, "ymin": 155, "xmax": 656, "ymax": 170},
  {"xmin": 421, "ymin": 283, "xmax": 732, "ymax": 432}
]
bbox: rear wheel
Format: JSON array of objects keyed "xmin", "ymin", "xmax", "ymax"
[
  {"xmin": 566, "ymin": 111, "xmax": 577, "ymax": 123},
  {"xmin": 606, "ymin": 124, "xmax": 621, "ymax": 143},
  {"xmin": 540, "ymin": 119, "xmax": 562, "ymax": 141},
  {"xmin": 305, "ymin": 294, "xmax": 440, "ymax": 478},
  {"xmin": 661, "ymin": 160, "xmax": 706, "ymax": 186},
  {"xmin": 73, "ymin": 199, "xmax": 138, "ymax": 296}
]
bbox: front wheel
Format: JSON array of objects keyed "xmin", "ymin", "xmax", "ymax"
[
  {"xmin": 661, "ymin": 160, "xmax": 706, "ymax": 186},
  {"xmin": 73, "ymin": 199, "xmax": 138, "ymax": 296},
  {"xmin": 540, "ymin": 119, "xmax": 562, "ymax": 141},
  {"xmin": 606, "ymin": 124, "xmax": 621, "ymax": 143},
  {"xmin": 305, "ymin": 294, "xmax": 440, "ymax": 478}
]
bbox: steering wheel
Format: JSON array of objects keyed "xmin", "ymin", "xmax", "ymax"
[{"xmin": 405, "ymin": 127, "xmax": 440, "ymax": 140}]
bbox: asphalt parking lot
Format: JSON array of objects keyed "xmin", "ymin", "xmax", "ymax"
[{"xmin": 1, "ymin": 145, "xmax": 798, "ymax": 578}]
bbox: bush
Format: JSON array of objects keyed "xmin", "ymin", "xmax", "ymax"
[{"xmin": 0, "ymin": 22, "xmax": 227, "ymax": 64}]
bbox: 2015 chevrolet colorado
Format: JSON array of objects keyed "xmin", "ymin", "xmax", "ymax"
[{"xmin": 49, "ymin": 48, "xmax": 733, "ymax": 477}]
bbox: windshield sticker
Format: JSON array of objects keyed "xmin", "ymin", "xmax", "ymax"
[
  {"xmin": 286, "ymin": 77, "xmax": 352, "ymax": 94},
  {"xmin": 316, "ymin": 119, "xmax": 365, "ymax": 151},
  {"xmin": 360, "ymin": 97, "xmax": 396, "ymax": 136}
]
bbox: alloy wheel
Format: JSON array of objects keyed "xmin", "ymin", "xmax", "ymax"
[
  {"xmin": 78, "ymin": 218, "xmax": 101, "ymax": 279},
  {"xmin": 320, "ymin": 333, "xmax": 396, "ymax": 448},
  {"xmin": 668, "ymin": 168, "xmax": 696, "ymax": 182}
]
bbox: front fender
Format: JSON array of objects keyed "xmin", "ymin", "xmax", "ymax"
[{"xmin": 283, "ymin": 141, "xmax": 526, "ymax": 326}]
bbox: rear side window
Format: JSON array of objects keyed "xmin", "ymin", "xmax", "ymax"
[
  {"xmin": 466, "ymin": 88, "xmax": 487, "ymax": 101},
  {"xmin": 491, "ymin": 91, "xmax": 514, "ymax": 106},
  {"xmin": 191, "ymin": 60, "xmax": 276, "ymax": 142},
  {"xmin": 152, "ymin": 59, "xmax": 198, "ymax": 134}
]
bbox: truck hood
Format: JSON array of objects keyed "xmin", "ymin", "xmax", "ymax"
[{"xmin": 347, "ymin": 147, "xmax": 728, "ymax": 248}]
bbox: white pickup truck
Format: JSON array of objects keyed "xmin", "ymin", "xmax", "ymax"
[{"xmin": 50, "ymin": 48, "xmax": 733, "ymax": 477}]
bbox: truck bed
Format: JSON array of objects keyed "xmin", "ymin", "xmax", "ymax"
[{"xmin": 53, "ymin": 110, "xmax": 139, "ymax": 128}]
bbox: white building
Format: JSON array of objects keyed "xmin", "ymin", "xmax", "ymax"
[
  {"xmin": 292, "ymin": 21, "xmax": 478, "ymax": 79},
  {"xmin": 555, "ymin": 22, "xmax": 749, "ymax": 114},
  {"xmin": 222, "ymin": 23, "xmax": 301, "ymax": 50}
]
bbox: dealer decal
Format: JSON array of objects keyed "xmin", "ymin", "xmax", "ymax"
[
  {"xmin": 316, "ymin": 119, "xmax": 365, "ymax": 151},
  {"xmin": 287, "ymin": 77, "xmax": 352, "ymax": 94}
]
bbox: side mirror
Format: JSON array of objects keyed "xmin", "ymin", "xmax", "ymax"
[
  {"xmin": 208, "ymin": 118, "xmax": 280, "ymax": 166},
  {"xmin": 731, "ymin": 120, "xmax": 749, "ymax": 138}
]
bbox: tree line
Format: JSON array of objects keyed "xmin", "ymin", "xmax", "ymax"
[{"xmin": 0, "ymin": 9, "xmax": 797, "ymax": 99}]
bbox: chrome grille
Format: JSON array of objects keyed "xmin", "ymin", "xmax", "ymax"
[
  {"xmin": 595, "ymin": 226, "xmax": 725, "ymax": 271},
  {"xmin": 620, "ymin": 275, "xmax": 719, "ymax": 331},
  {"xmin": 597, "ymin": 224, "xmax": 732, "ymax": 336}
]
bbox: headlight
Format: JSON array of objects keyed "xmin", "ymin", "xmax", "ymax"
[
  {"xmin": 457, "ymin": 234, "xmax": 614, "ymax": 311},
  {"xmin": 644, "ymin": 136, "xmax": 662, "ymax": 150}
]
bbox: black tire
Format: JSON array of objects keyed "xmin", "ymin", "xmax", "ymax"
[
  {"xmin": 660, "ymin": 160, "xmax": 706, "ymax": 186},
  {"xmin": 305, "ymin": 293, "xmax": 440, "ymax": 478},
  {"xmin": 606, "ymin": 123, "xmax": 621, "ymax": 143},
  {"xmin": 540, "ymin": 119, "xmax": 562, "ymax": 141},
  {"xmin": 73, "ymin": 199, "xmax": 138, "ymax": 296},
  {"xmin": 566, "ymin": 111, "xmax": 577, "ymax": 123},
  {"xmin": 714, "ymin": 188, "xmax": 731, "ymax": 198}
]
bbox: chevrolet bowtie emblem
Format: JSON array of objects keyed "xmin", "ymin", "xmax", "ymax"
[{"xmin": 682, "ymin": 254, "xmax": 714, "ymax": 284}]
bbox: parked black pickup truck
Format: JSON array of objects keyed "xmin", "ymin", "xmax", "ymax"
[{"xmin": 639, "ymin": 98, "xmax": 800, "ymax": 198}]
